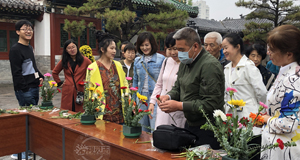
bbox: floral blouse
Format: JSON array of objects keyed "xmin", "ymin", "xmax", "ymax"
[
  {"xmin": 261, "ymin": 62, "xmax": 300, "ymax": 160},
  {"xmin": 97, "ymin": 61, "xmax": 123, "ymax": 124}
]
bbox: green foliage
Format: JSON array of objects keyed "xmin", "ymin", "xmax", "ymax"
[
  {"xmin": 188, "ymin": 0, "xmax": 193, "ymax": 6},
  {"xmin": 51, "ymin": 110, "xmax": 83, "ymax": 119},
  {"xmin": 235, "ymin": 0, "xmax": 300, "ymax": 43},
  {"xmin": 122, "ymin": 88, "xmax": 151, "ymax": 127},
  {"xmin": 40, "ymin": 73, "xmax": 60, "ymax": 102},
  {"xmin": 64, "ymin": 0, "xmax": 189, "ymax": 41},
  {"xmin": 63, "ymin": 19, "xmax": 86, "ymax": 38}
]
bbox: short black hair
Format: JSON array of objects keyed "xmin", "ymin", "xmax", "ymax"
[
  {"xmin": 15, "ymin": 19, "xmax": 33, "ymax": 31},
  {"xmin": 165, "ymin": 31, "xmax": 176, "ymax": 48},
  {"xmin": 245, "ymin": 43, "xmax": 267, "ymax": 60},
  {"xmin": 121, "ymin": 41, "xmax": 130, "ymax": 48},
  {"xmin": 124, "ymin": 43, "xmax": 136, "ymax": 53},
  {"xmin": 136, "ymin": 32, "xmax": 158, "ymax": 55}
]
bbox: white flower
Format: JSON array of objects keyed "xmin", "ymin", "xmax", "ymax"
[
  {"xmin": 92, "ymin": 93, "xmax": 97, "ymax": 98},
  {"xmin": 125, "ymin": 92, "xmax": 129, "ymax": 97},
  {"xmin": 122, "ymin": 93, "xmax": 125, "ymax": 97},
  {"xmin": 213, "ymin": 110, "xmax": 227, "ymax": 121}
]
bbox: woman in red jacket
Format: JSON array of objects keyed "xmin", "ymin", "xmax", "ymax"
[{"xmin": 52, "ymin": 39, "xmax": 91, "ymax": 112}]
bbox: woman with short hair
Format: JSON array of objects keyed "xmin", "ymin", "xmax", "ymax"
[
  {"xmin": 261, "ymin": 25, "xmax": 300, "ymax": 160},
  {"xmin": 133, "ymin": 32, "xmax": 165, "ymax": 132},
  {"xmin": 245, "ymin": 44, "xmax": 275, "ymax": 90}
]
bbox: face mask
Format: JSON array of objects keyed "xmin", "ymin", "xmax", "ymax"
[{"xmin": 178, "ymin": 46, "xmax": 195, "ymax": 64}]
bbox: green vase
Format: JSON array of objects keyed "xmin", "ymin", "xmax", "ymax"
[
  {"xmin": 80, "ymin": 115, "xmax": 96, "ymax": 125},
  {"xmin": 122, "ymin": 125, "xmax": 142, "ymax": 138},
  {"xmin": 40, "ymin": 101, "xmax": 54, "ymax": 110}
]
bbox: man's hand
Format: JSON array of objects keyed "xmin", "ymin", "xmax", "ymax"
[
  {"xmin": 39, "ymin": 78, "xmax": 43, "ymax": 85},
  {"xmin": 158, "ymin": 100, "xmax": 182, "ymax": 113},
  {"xmin": 148, "ymin": 103, "xmax": 155, "ymax": 119},
  {"xmin": 157, "ymin": 95, "xmax": 169, "ymax": 105}
]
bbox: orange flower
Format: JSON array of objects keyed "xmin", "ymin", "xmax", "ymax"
[
  {"xmin": 96, "ymin": 90, "xmax": 102, "ymax": 98},
  {"xmin": 249, "ymin": 112, "xmax": 264, "ymax": 125},
  {"xmin": 95, "ymin": 108, "xmax": 100, "ymax": 112}
]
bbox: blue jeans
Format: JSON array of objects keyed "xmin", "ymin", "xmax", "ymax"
[
  {"xmin": 15, "ymin": 87, "xmax": 39, "ymax": 106},
  {"xmin": 138, "ymin": 92, "xmax": 157, "ymax": 133}
]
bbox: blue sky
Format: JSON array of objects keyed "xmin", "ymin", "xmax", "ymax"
[{"xmin": 198, "ymin": 0, "xmax": 300, "ymax": 21}]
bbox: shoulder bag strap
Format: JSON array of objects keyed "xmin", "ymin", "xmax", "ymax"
[
  {"xmin": 140, "ymin": 56, "xmax": 157, "ymax": 83},
  {"xmin": 69, "ymin": 69, "xmax": 78, "ymax": 91}
]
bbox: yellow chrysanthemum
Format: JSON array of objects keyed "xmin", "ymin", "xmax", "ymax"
[
  {"xmin": 89, "ymin": 87, "xmax": 95, "ymax": 91},
  {"xmin": 137, "ymin": 92, "xmax": 147, "ymax": 101},
  {"xmin": 228, "ymin": 99, "xmax": 246, "ymax": 107}
]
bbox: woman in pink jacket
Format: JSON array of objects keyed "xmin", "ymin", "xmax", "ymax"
[{"xmin": 149, "ymin": 32, "xmax": 186, "ymax": 129}]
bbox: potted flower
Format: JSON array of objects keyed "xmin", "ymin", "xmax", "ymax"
[
  {"xmin": 81, "ymin": 68, "xmax": 106, "ymax": 125},
  {"xmin": 120, "ymin": 77, "xmax": 151, "ymax": 138},
  {"xmin": 199, "ymin": 88, "xmax": 296, "ymax": 160},
  {"xmin": 40, "ymin": 73, "xmax": 61, "ymax": 109}
]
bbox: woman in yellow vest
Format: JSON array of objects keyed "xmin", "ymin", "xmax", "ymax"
[{"xmin": 87, "ymin": 31, "xmax": 128, "ymax": 124}]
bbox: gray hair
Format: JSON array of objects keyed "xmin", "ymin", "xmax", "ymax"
[
  {"xmin": 204, "ymin": 32, "xmax": 222, "ymax": 45},
  {"xmin": 173, "ymin": 27, "xmax": 201, "ymax": 46}
]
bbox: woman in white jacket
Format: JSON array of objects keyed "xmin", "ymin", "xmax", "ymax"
[
  {"xmin": 223, "ymin": 33, "xmax": 267, "ymax": 160},
  {"xmin": 261, "ymin": 25, "xmax": 300, "ymax": 160}
]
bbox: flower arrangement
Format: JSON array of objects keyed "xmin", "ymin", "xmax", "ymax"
[
  {"xmin": 199, "ymin": 87, "xmax": 296, "ymax": 160},
  {"xmin": 82, "ymin": 68, "xmax": 106, "ymax": 118},
  {"xmin": 121, "ymin": 77, "xmax": 151, "ymax": 127},
  {"xmin": 40, "ymin": 73, "xmax": 61, "ymax": 102},
  {"xmin": 79, "ymin": 45, "xmax": 95, "ymax": 62}
]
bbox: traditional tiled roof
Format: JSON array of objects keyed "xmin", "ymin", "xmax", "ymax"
[
  {"xmin": 221, "ymin": 18, "xmax": 273, "ymax": 32},
  {"xmin": 0, "ymin": 0, "xmax": 43, "ymax": 11},
  {"xmin": 189, "ymin": 17, "xmax": 228, "ymax": 33},
  {"xmin": 190, "ymin": 16, "xmax": 286, "ymax": 33}
]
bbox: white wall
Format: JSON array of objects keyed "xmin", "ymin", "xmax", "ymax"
[{"xmin": 34, "ymin": 13, "xmax": 51, "ymax": 56}]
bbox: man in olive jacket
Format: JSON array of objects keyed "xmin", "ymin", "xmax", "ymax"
[{"xmin": 158, "ymin": 27, "xmax": 225, "ymax": 149}]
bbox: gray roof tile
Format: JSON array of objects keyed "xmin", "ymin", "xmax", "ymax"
[{"xmin": 0, "ymin": 0, "xmax": 43, "ymax": 11}]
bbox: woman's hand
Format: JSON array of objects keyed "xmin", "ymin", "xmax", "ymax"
[
  {"xmin": 148, "ymin": 103, "xmax": 155, "ymax": 119},
  {"xmin": 262, "ymin": 115, "xmax": 271, "ymax": 124}
]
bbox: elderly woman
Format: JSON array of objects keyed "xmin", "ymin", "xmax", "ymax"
[
  {"xmin": 245, "ymin": 44, "xmax": 275, "ymax": 90},
  {"xmin": 261, "ymin": 25, "xmax": 300, "ymax": 160}
]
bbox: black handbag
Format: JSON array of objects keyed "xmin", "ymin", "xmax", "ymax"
[
  {"xmin": 152, "ymin": 124, "xmax": 198, "ymax": 151},
  {"xmin": 70, "ymin": 72, "xmax": 84, "ymax": 105}
]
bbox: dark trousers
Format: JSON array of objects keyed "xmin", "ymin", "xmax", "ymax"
[
  {"xmin": 15, "ymin": 87, "xmax": 39, "ymax": 106},
  {"xmin": 185, "ymin": 122, "xmax": 221, "ymax": 150}
]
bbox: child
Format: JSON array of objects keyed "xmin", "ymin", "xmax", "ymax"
[{"xmin": 119, "ymin": 43, "xmax": 136, "ymax": 86}]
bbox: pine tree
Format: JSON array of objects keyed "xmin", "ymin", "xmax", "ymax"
[
  {"xmin": 63, "ymin": 0, "xmax": 191, "ymax": 42},
  {"xmin": 235, "ymin": 0, "xmax": 300, "ymax": 43}
]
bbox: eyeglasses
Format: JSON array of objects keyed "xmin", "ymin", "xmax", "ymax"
[
  {"xmin": 20, "ymin": 28, "xmax": 33, "ymax": 32},
  {"xmin": 67, "ymin": 45, "xmax": 77, "ymax": 50}
]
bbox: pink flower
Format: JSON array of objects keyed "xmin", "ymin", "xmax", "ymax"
[
  {"xmin": 95, "ymin": 83, "xmax": 100, "ymax": 87},
  {"xmin": 130, "ymin": 87, "xmax": 138, "ymax": 91},
  {"xmin": 259, "ymin": 101, "xmax": 268, "ymax": 109},
  {"xmin": 226, "ymin": 87, "xmax": 237, "ymax": 92},
  {"xmin": 238, "ymin": 122, "xmax": 243, "ymax": 129},
  {"xmin": 87, "ymin": 68, "xmax": 93, "ymax": 71},
  {"xmin": 44, "ymin": 73, "xmax": 52, "ymax": 77},
  {"xmin": 51, "ymin": 81, "xmax": 57, "ymax": 84},
  {"xmin": 126, "ymin": 77, "xmax": 132, "ymax": 81}
]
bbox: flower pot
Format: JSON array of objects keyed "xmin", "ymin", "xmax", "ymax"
[
  {"xmin": 80, "ymin": 115, "xmax": 96, "ymax": 125},
  {"xmin": 122, "ymin": 125, "xmax": 142, "ymax": 138},
  {"xmin": 40, "ymin": 101, "xmax": 54, "ymax": 110}
]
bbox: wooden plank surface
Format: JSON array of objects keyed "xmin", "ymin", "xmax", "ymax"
[
  {"xmin": 0, "ymin": 113, "xmax": 26, "ymax": 156},
  {"xmin": 64, "ymin": 120, "xmax": 183, "ymax": 160}
]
